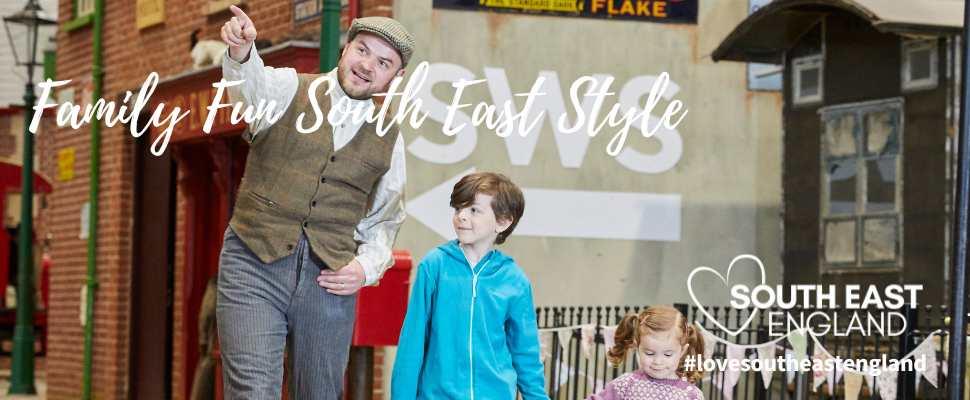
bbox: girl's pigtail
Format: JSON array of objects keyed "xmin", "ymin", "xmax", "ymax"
[
  {"xmin": 607, "ymin": 313, "xmax": 641, "ymax": 366},
  {"xmin": 679, "ymin": 322, "xmax": 706, "ymax": 384}
]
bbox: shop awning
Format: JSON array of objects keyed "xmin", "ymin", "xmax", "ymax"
[
  {"xmin": 712, "ymin": 0, "xmax": 964, "ymax": 64},
  {"xmin": 0, "ymin": 161, "xmax": 52, "ymax": 194}
]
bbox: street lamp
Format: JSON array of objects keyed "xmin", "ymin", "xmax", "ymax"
[{"xmin": 3, "ymin": 0, "xmax": 55, "ymax": 395}]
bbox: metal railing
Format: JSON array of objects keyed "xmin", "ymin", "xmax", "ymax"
[{"xmin": 536, "ymin": 304, "xmax": 955, "ymax": 399}]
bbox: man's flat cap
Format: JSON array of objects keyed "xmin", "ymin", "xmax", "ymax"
[{"xmin": 348, "ymin": 17, "xmax": 415, "ymax": 66}]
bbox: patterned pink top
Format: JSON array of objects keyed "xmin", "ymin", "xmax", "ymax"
[{"xmin": 586, "ymin": 371, "xmax": 703, "ymax": 400}]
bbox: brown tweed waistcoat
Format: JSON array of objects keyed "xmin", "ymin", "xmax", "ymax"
[{"xmin": 229, "ymin": 73, "xmax": 399, "ymax": 270}]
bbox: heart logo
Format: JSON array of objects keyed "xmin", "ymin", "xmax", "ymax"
[{"xmin": 687, "ymin": 254, "xmax": 767, "ymax": 337}]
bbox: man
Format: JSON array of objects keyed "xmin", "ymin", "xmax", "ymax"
[{"xmin": 217, "ymin": 6, "xmax": 412, "ymax": 399}]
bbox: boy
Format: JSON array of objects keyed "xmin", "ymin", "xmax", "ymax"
[{"xmin": 391, "ymin": 172, "xmax": 548, "ymax": 400}]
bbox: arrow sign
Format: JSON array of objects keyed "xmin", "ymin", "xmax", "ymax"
[{"xmin": 406, "ymin": 168, "xmax": 681, "ymax": 241}]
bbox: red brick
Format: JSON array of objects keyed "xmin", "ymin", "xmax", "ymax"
[{"xmin": 46, "ymin": 1, "xmax": 394, "ymax": 398}]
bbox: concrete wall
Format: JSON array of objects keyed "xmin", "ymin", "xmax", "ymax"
[{"xmin": 391, "ymin": 0, "xmax": 784, "ymax": 309}]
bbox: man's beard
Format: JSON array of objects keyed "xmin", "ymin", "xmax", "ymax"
[{"xmin": 337, "ymin": 68, "xmax": 374, "ymax": 100}]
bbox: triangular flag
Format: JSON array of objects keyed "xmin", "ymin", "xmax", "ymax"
[
  {"xmin": 784, "ymin": 349, "xmax": 796, "ymax": 384},
  {"xmin": 756, "ymin": 343, "xmax": 774, "ymax": 389},
  {"xmin": 844, "ymin": 371, "xmax": 863, "ymax": 400},
  {"xmin": 942, "ymin": 334, "xmax": 949, "ymax": 377},
  {"xmin": 549, "ymin": 328, "xmax": 570, "ymax": 359},
  {"xmin": 877, "ymin": 368, "xmax": 899, "ymax": 400},
  {"xmin": 580, "ymin": 324, "xmax": 597, "ymax": 359},
  {"xmin": 602, "ymin": 325, "xmax": 617, "ymax": 353},
  {"xmin": 539, "ymin": 330, "xmax": 554, "ymax": 362},
  {"xmin": 863, "ymin": 370, "xmax": 875, "ymax": 395},
  {"xmin": 700, "ymin": 326, "xmax": 717, "ymax": 361},
  {"xmin": 811, "ymin": 344, "xmax": 829, "ymax": 391},
  {"xmin": 719, "ymin": 344, "xmax": 746, "ymax": 400},
  {"xmin": 827, "ymin": 361, "xmax": 843, "ymax": 395},
  {"xmin": 788, "ymin": 329, "xmax": 807, "ymax": 362},
  {"xmin": 917, "ymin": 335, "xmax": 939, "ymax": 388}
]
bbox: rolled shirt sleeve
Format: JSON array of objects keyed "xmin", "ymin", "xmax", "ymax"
[{"xmin": 353, "ymin": 134, "xmax": 407, "ymax": 286}]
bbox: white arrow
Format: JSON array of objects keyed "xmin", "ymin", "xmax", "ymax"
[{"xmin": 406, "ymin": 168, "xmax": 681, "ymax": 241}]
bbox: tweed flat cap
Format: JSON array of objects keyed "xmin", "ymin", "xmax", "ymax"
[{"xmin": 348, "ymin": 17, "xmax": 415, "ymax": 66}]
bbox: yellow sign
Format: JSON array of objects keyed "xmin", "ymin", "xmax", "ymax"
[
  {"xmin": 58, "ymin": 148, "xmax": 75, "ymax": 182},
  {"xmin": 481, "ymin": 0, "xmax": 581, "ymax": 13},
  {"xmin": 436, "ymin": 0, "xmax": 695, "ymax": 23},
  {"xmin": 137, "ymin": 0, "xmax": 165, "ymax": 29}
]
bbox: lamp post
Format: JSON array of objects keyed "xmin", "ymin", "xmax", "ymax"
[{"xmin": 3, "ymin": 0, "xmax": 55, "ymax": 394}]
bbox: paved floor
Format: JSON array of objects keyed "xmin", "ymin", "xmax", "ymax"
[{"xmin": 0, "ymin": 357, "xmax": 46, "ymax": 400}]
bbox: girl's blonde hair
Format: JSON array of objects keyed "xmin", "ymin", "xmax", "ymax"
[{"xmin": 607, "ymin": 305, "xmax": 705, "ymax": 383}]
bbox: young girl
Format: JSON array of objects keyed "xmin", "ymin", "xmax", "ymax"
[{"xmin": 588, "ymin": 305, "xmax": 705, "ymax": 400}]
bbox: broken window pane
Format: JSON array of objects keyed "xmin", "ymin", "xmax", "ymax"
[
  {"xmin": 866, "ymin": 156, "xmax": 896, "ymax": 212},
  {"xmin": 825, "ymin": 220, "xmax": 856, "ymax": 264},
  {"xmin": 866, "ymin": 110, "xmax": 898, "ymax": 155},
  {"xmin": 827, "ymin": 159, "xmax": 856, "ymax": 214},
  {"xmin": 863, "ymin": 218, "xmax": 897, "ymax": 262},
  {"xmin": 825, "ymin": 114, "xmax": 857, "ymax": 157}
]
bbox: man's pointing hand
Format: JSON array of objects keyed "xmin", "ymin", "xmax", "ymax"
[{"xmin": 221, "ymin": 5, "xmax": 258, "ymax": 62}]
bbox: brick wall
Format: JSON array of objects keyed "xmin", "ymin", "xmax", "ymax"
[{"xmin": 47, "ymin": 0, "xmax": 395, "ymax": 399}]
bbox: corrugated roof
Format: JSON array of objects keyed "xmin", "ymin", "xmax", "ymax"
[{"xmin": 713, "ymin": 0, "xmax": 963, "ymax": 63}]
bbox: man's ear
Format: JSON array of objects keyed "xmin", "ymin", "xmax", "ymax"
[{"xmin": 396, "ymin": 67, "xmax": 406, "ymax": 78}]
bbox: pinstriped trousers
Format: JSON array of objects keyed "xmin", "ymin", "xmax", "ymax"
[{"xmin": 216, "ymin": 226, "xmax": 357, "ymax": 400}]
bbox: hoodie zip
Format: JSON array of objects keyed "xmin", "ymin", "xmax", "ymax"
[{"xmin": 466, "ymin": 251, "xmax": 491, "ymax": 400}]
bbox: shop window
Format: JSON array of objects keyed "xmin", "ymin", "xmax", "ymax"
[
  {"xmin": 65, "ymin": 0, "xmax": 95, "ymax": 31},
  {"xmin": 901, "ymin": 39, "xmax": 938, "ymax": 91},
  {"xmin": 76, "ymin": 0, "xmax": 95, "ymax": 17},
  {"xmin": 820, "ymin": 99, "xmax": 902, "ymax": 269},
  {"xmin": 793, "ymin": 55, "xmax": 823, "ymax": 105}
]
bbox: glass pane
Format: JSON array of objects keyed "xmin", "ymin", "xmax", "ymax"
[
  {"xmin": 827, "ymin": 159, "xmax": 857, "ymax": 214},
  {"xmin": 866, "ymin": 110, "xmax": 899, "ymax": 155},
  {"xmin": 864, "ymin": 218, "xmax": 897, "ymax": 262},
  {"xmin": 909, "ymin": 48, "xmax": 932, "ymax": 81},
  {"xmin": 825, "ymin": 220, "xmax": 856, "ymax": 263},
  {"xmin": 825, "ymin": 114, "xmax": 857, "ymax": 157},
  {"xmin": 78, "ymin": 0, "xmax": 95, "ymax": 16},
  {"xmin": 800, "ymin": 67, "xmax": 819, "ymax": 97},
  {"xmin": 866, "ymin": 157, "xmax": 896, "ymax": 212}
]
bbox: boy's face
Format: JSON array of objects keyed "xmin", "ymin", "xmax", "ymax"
[
  {"xmin": 337, "ymin": 32, "xmax": 405, "ymax": 100},
  {"xmin": 452, "ymin": 193, "xmax": 512, "ymax": 248}
]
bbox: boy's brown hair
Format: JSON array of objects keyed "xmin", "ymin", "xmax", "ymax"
[{"xmin": 450, "ymin": 172, "xmax": 525, "ymax": 245}]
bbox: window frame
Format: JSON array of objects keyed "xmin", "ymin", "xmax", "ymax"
[
  {"xmin": 64, "ymin": 0, "xmax": 95, "ymax": 32},
  {"xmin": 901, "ymin": 39, "xmax": 938, "ymax": 92},
  {"xmin": 819, "ymin": 98, "xmax": 905, "ymax": 272},
  {"xmin": 792, "ymin": 54, "xmax": 824, "ymax": 106}
]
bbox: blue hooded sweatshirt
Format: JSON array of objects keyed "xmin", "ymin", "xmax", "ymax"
[{"xmin": 391, "ymin": 240, "xmax": 548, "ymax": 400}]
